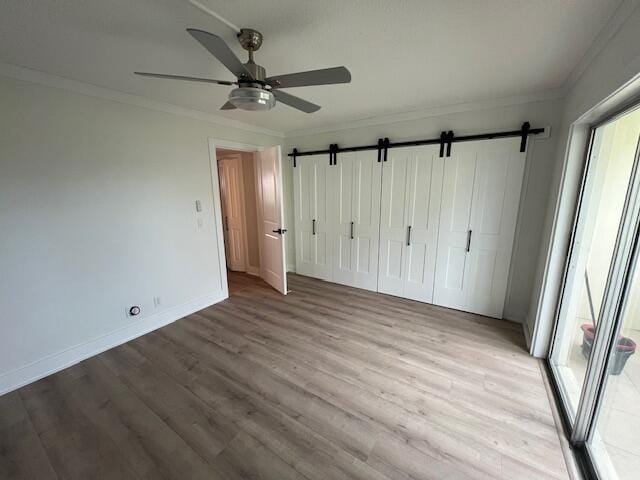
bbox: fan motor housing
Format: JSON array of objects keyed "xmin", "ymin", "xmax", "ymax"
[{"xmin": 242, "ymin": 62, "xmax": 266, "ymax": 82}]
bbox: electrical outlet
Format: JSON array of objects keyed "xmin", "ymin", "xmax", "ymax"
[{"xmin": 153, "ymin": 296, "xmax": 162, "ymax": 308}]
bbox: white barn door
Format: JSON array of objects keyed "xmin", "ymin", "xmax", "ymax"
[
  {"xmin": 332, "ymin": 151, "xmax": 382, "ymax": 291},
  {"xmin": 433, "ymin": 138, "xmax": 526, "ymax": 318},
  {"xmin": 293, "ymin": 154, "xmax": 332, "ymax": 280},
  {"xmin": 378, "ymin": 145, "xmax": 443, "ymax": 302}
]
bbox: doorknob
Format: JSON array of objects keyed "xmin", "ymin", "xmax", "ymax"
[{"xmin": 272, "ymin": 228, "xmax": 287, "ymax": 234}]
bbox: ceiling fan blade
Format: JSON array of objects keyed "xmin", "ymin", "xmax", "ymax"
[
  {"xmin": 134, "ymin": 72, "xmax": 236, "ymax": 86},
  {"xmin": 186, "ymin": 28, "xmax": 253, "ymax": 80},
  {"xmin": 273, "ymin": 90, "xmax": 321, "ymax": 113},
  {"xmin": 220, "ymin": 101, "xmax": 236, "ymax": 110},
  {"xmin": 266, "ymin": 66, "xmax": 351, "ymax": 88}
]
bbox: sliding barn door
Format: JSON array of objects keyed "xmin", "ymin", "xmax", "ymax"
[
  {"xmin": 433, "ymin": 138, "xmax": 526, "ymax": 318},
  {"xmin": 378, "ymin": 145, "xmax": 443, "ymax": 302},
  {"xmin": 293, "ymin": 154, "xmax": 332, "ymax": 280},
  {"xmin": 332, "ymin": 151, "xmax": 382, "ymax": 291}
]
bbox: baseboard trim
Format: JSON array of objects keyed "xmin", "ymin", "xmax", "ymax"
[
  {"xmin": 246, "ymin": 266, "xmax": 260, "ymax": 276},
  {"xmin": 0, "ymin": 290, "xmax": 227, "ymax": 396},
  {"xmin": 523, "ymin": 322, "xmax": 533, "ymax": 352}
]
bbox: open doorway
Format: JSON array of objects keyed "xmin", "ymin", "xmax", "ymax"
[{"xmin": 209, "ymin": 139, "xmax": 288, "ymax": 297}]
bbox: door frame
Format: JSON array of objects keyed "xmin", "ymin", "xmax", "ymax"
[{"xmin": 207, "ymin": 138, "xmax": 285, "ymax": 290}]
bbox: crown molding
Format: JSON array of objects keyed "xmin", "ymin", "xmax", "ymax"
[
  {"xmin": 284, "ymin": 89, "xmax": 565, "ymax": 138},
  {"xmin": 563, "ymin": 0, "xmax": 640, "ymax": 91},
  {"xmin": 0, "ymin": 62, "xmax": 285, "ymax": 138}
]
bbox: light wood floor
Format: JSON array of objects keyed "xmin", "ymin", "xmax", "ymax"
[{"xmin": 0, "ymin": 272, "xmax": 569, "ymax": 479}]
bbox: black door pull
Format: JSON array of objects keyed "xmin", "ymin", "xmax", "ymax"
[
  {"xmin": 272, "ymin": 228, "xmax": 287, "ymax": 234},
  {"xmin": 407, "ymin": 225, "xmax": 412, "ymax": 246},
  {"xmin": 350, "ymin": 221, "xmax": 354, "ymax": 240},
  {"xmin": 312, "ymin": 219, "xmax": 316, "ymax": 235}
]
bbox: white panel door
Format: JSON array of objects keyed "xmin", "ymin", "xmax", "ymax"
[
  {"xmin": 256, "ymin": 146, "xmax": 287, "ymax": 295},
  {"xmin": 331, "ymin": 151, "xmax": 382, "ymax": 291},
  {"xmin": 433, "ymin": 138, "xmax": 526, "ymax": 318},
  {"xmin": 218, "ymin": 155, "xmax": 246, "ymax": 272},
  {"xmin": 378, "ymin": 145, "xmax": 443, "ymax": 302},
  {"xmin": 293, "ymin": 154, "xmax": 332, "ymax": 280}
]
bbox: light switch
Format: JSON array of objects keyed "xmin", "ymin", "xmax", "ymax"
[{"xmin": 195, "ymin": 200, "xmax": 202, "ymax": 212}]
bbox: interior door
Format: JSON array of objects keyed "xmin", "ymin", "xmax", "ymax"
[
  {"xmin": 217, "ymin": 155, "xmax": 246, "ymax": 271},
  {"xmin": 433, "ymin": 138, "xmax": 526, "ymax": 318},
  {"xmin": 256, "ymin": 146, "xmax": 288, "ymax": 294},
  {"xmin": 378, "ymin": 145, "xmax": 443, "ymax": 302},
  {"xmin": 332, "ymin": 151, "xmax": 382, "ymax": 291},
  {"xmin": 293, "ymin": 154, "xmax": 332, "ymax": 280}
]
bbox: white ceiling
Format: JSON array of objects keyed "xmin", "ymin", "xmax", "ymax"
[{"xmin": 0, "ymin": 0, "xmax": 622, "ymax": 134}]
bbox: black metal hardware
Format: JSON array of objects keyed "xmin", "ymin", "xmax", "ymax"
[
  {"xmin": 466, "ymin": 229, "xmax": 472, "ymax": 252},
  {"xmin": 350, "ymin": 221, "xmax": 354, "ymax": 240},
  {"xmin": 407, "ymin": 225, "xmax": 412, "ymax": 246},
  {"xmin": 520, "ymin": 121, "xmax": 531, "ymax": 152},
  {"xmin": 446, "ymin": 130, "xmax": 454, "ymax": 157},
  {"xmin": 328, "ymin": 143, "xmax": 339, "ymax": 166},
  {"xmin": 383, "ymin": 137, "xmax": 389, "ymax": 162},
  {"xmin": 287, "ymin": 123, "xmax": 545, "ymax": 159},
  {"xmin": 272, "ymin": 228, "xmax": 287, "ymax": 234},
  {"xmin": 292, "ymin": 148, "xmax": 298, "ymax": 168},
  {"xmin": 439, "ymin": 131, "xmax": 446, "ymax": 158},
  {"xmin": 312, "ymin": 219, "xmax": 316, "ymax": 235},
  {"xmin": 224, "ymin": 216, "xmax": 229, "ymax": 231},
  {"xmin": 377, "ymin": 138, "xmax": 384, "ymax": 162}
]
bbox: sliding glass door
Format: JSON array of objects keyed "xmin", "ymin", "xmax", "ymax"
[{"xmin": 550, "ymin": 105, "xmax": 640, "ymax": 479}]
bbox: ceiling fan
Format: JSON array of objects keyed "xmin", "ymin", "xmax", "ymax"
[{"xmin": 135, "ymin": 28, "xmax": 351, "ymax": 113}]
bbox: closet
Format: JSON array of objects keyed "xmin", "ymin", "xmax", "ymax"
[
  {"xmin": 433, "ymin": 138, "xmax": 525, "ymax": 317},
  {"xmin": 378, "ymin": 145, "xmax": 443, "ymax": 303},
  {"xmin": 293, "ymin": 154, "xmax": 332, "ymax": 281},
  {"xmin": 332, "ymin": 151, "xmax": 382, "ymax": 291},
  {"xmin": 292, "ymin": 136, "xmax": 527, "ymax": 319}
]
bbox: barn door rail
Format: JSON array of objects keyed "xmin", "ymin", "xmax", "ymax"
[{"xmin": 289, "ymin": 122, "xmax": 544, "ymax": 166}]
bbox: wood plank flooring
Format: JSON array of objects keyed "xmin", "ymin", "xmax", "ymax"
[{"xmin": 0, "ymin": 272, "xmax": 569, "ymax": 479}]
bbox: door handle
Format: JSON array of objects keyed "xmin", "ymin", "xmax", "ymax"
[
  {"xmin": 312, "ymin": 219, "xmax": 316, "ymax": 235},
  {"xmin": 350, "ymin": 221, "xmax": 354, "ymax": 240},
  {"xmin": 272, "ymin": 228, "xmax": 287, "ymax": 234},
  {"xmin": 466, "ymin": 229, "xmax": 472, "ymax": 252},
  {"xmin": 407, "ymin": 225, "xmax": 412, "ymax": 246},
  {"xmin": 224, "ymin": 216, "xmax": 229, "ymax": 231}
]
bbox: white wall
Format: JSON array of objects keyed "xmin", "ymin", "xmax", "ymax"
[
  {"xmin": 0, "ymin": 74, "xmax": 281, "ymax": 393},
  {"xmin": 283, "ymin": 98, "xmax": 564, "ymax": 323},
  {"xmin": 530, "ymin": 0, "xmax": 640, "ymax": 356}
]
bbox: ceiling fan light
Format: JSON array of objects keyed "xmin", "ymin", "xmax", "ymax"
[{"xmin": 228, "ymin": 87, "xmax": 275, "ymax": 111}]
